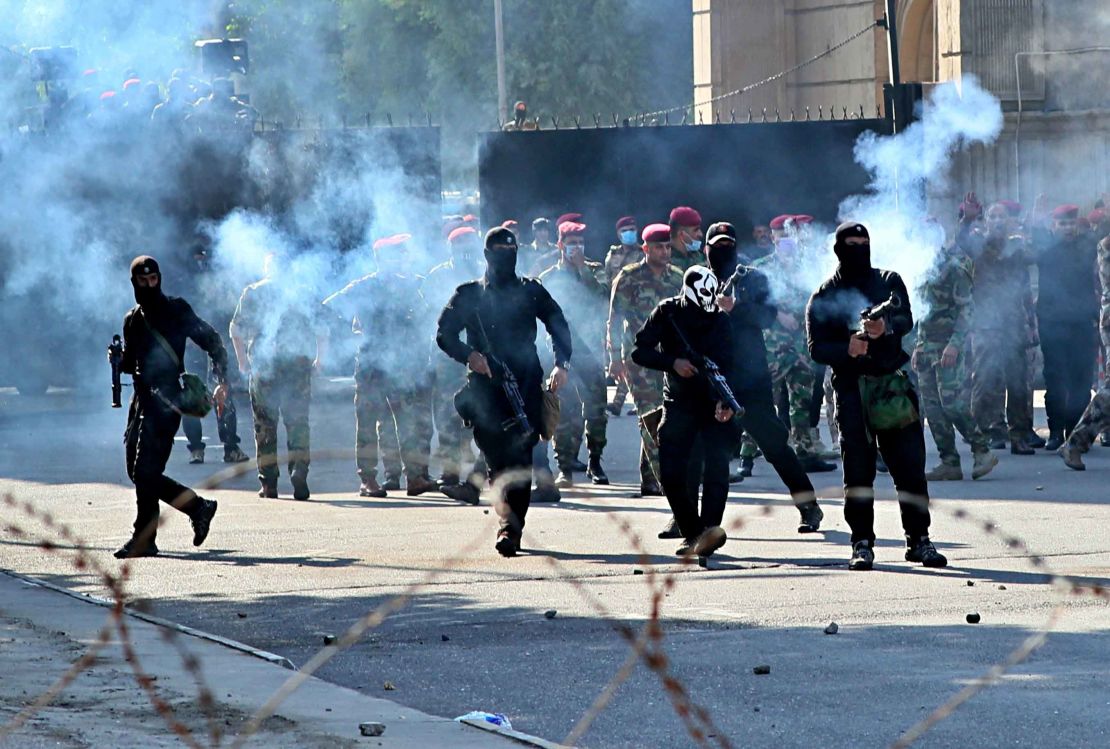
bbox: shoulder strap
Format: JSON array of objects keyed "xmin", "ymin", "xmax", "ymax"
[{"xmin": 139, "ymin": 310, "xmax": 182, "ymax": 369}]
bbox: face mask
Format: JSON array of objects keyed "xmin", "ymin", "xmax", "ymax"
[
  {"xmin": 706, "ymin": 244, "xmax": 737, "ymax": 282},
  {"xmin": 132, "ymin": 279, "xmax": 166, "ymax": 309},
  {"xmin": 681, "ymin": 265, "xmax": 719, "ymax": 312},
  {"xmin": 776, "ymin": 237, "xmax": 797, "ymax": 255},
  {"xmin": 484, "ymin": 248, "xmax": 518, "ymax": 284},
  {"xmin": 619, "ymin": 229, "xmax": 637, "ymax": 245},
  {"xmin": 686, "ymin": 239, "xmax": 703, "ymax": 253},
  {"xmin": 834, "ymin": 242, "xmax": 871, "ymax": 278}
]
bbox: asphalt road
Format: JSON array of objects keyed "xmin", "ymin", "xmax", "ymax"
[{"xmin": 1, "ymin": 382, "xmax": 1108, "ymax": 748}]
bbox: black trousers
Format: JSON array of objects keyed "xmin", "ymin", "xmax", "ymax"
[
  {"xmin": 658, "ymin": 400, "xmax": 738, "ymax": 541},
  {"xmin": 473, "ymin": 423, "xmax": 538, "ymax": 538},
  {"xmin": 182, "ymin": 394, "xmax": 241, "ymax": 451},
  {"xmin": 125, "ymin": 391, "xmax": 202, "ymax": 542},
  {"xmin": 834, "ymin": 381, "xmax": 930, "ymax": 545},
  {"xmin": 736, "ymin": 385, "xmax": 816, "ymax": 502},
  {"xmin": 809, "ymin": 364, "xmax": 827, "ymax": 428},
  {"xmin": 1039, "ymin": 321, "xmax": 1098, "ymax": 436}
]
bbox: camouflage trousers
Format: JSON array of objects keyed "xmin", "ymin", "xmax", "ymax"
[
  {"xmin": 624, "ymin": 360, "xmax": 663, "ymax": 485},
  {"xmin": 610, "ymin": 377, "xmax": 629, "ymax": 411},
  {"xmin": 914, "ymin": 348, "xmax": 989, "ymax": 465},
  {"xmin": 355, "ymin": 367, "xmax": 433, "ymax": 481},
  {"xmin": 554, "ymin": 361, "xmax": 608, "ymax": 468},
  {"xmin": 431, "ymin": 359, "xmax": 473, "ymax": 478},
  {"xmin": 250, "ymin": 359, "xmax": 312, "ymax": 483},
  {"xmin": 1066, "ymin": 386, "xmax": 1110, "ymax": 451},
  {"xmin": 971, "ymin": 333, "xmax": 1032, "ymax": 441},
  {"xmin": 766, "ymin": 350, "xmax": 818, "ymax": 456}
]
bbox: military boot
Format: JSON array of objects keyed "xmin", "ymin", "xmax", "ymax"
[
  {"xmin": 797, "ymin": 502, "xmax": 824, "ymax": 533},
  {"xmin": 925, "ymin": 463, "xmax": 963, "ymax": 481},
  {"xmin": 1058, "ymin": 442, "xmax": 1086, "ymax": 471},
  {"xmin": 190, "ymin": 499, "xmax": 218, "ymax": 547},
  {"xmin": 848, "ymin": 540, "xmax": 874, "ymax": 571},
  {"xmin": 568, "ymin": 457, "xmax": 589, "ymax": 473},
  {"xmin": 739, "ymin": 456, "xmax": 755, "ymax": 478},
  {"xmin": 554, "ymin": 467, "xmax": 574, "ymax": 488},
  {"xmin": 223, "ymin": 446, "xmax": 250, "ymax": 463},
  {"xmin": 1044, "ymin": 431, "xmax": 1064, "ymax": 451},
  {"xmin": 586, "ymin": 455, "xmax": 609, "ymax": 485},
  {"xmin": 971, "ymin": 451, "xmax": 999, "ymax": 480},
  {"xmin": 406, "ymin": 474, "xmax": 438, "ymax": 497},
  {"xmin": 113, "ymin": 538, "xmax": 159, "ymax": 559},
  {"xmin": 359, "ymin": 477, "xmax": 387, "ymax": 498},
  {"xmin": 799, "ymin": 453, "xmax": 836, "ymax": 473},
  {"xmin": 258, "ymin": 478, "xmax": 278, "ymax": 499},
  {"xmin": 291, "ymin": 471, "xmax": 310, "ymax": 501},
  {"xmin": 1010, "ymin": 438, "xmax": 1035, "ymax": 455}
]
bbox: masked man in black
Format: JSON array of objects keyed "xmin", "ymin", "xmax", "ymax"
[
  {"xmin": 116, "ymin": 256, "xmax": 227, "ymax": 559},
  {"xmin": 705, "ymin": 222, "xmax": 824, "ymax": 533},
  {"xmin": 806, "ymin": 223, "xmax": 947, "ymax": 571},
  {"xmin": 436, "ymin": 227, "xmax": 572, "ymax": 557},
  {"xmin": 631, "ymin": 265, "xmax": 740, "ymax": 558}
]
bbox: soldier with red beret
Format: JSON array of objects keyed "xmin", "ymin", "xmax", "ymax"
[
  {"xmin": 604, "ymin": 216, "xmax": 642, "ymax": 417},
  {"xmin": 1031, "ymin": 204, "xmax": 1101, "ymax": 450},
  {"xmin": 668, "ymin": 206, "xmax": 704, "ymax": 272}
]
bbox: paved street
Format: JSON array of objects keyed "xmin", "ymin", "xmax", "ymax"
[{"xmin": 1, "ymin": 382, "xmax": 1108, "ymax": 748}]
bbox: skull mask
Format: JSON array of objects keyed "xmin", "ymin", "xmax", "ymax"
[{"xmin": 682, "ymin": 265, "xmax": 719, "ymax": 313}]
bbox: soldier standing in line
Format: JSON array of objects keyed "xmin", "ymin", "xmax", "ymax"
[
  {"xmin": 965, "ymin": 202, "xmax": 1037, "ymax": 454},
  {"xmin": 1032, "ymin": 204, "xmax": 1101, "ymax": 450},
  {"xmin": 229, "ymin": 254, "xmax": 327, "ymax": 501},
  {"xmin": 539, "ymin": 221, "xmax": 611, "ymax": 486},
  {"xmin": 324, "ymin": 233, "xmax": 438, "ymax": 499},
  {"xmin": 426, "ymin": 226, "xmax": 484, "ymax": 504},
  {"xmin": 608, "ymin": 224, "xmax": 685, "ymax": 497},
  {"xmin": 115, "ymin": 256, "xmax": 224, "ymax": 559},
  {"xmin": 911, "ymin": 225, "xmax": 998, "ymax": 481},
  {"xmin": 436, "ymin": 227, "xmax": 572, "ymax": 557},
  {"xmin": 525, "ymin": 217, "xmax": 559, "ymax": 276},
  {"xmin": 667, "ymin": 206, "xmax": 704, "ymax": 272},
  {"xmin": 604, "ymin": 215, "xmax": 641, "ymax": 418},
  {"xmin": 752, "ymin": 220, "xmax": 836, "ymax": 473},
  {"xmin": 1058, "ymin": 214, "xmax": 1110, "ymax": 469}
]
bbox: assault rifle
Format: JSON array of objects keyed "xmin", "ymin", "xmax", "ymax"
[{"xmin": 668, "ymin": 318, "xmax": 744, "ymax": 419}]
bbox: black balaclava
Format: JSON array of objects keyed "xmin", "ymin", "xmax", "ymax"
[
  {"xmin": 706, "ymin": 242, "xmax": 738, "ymax": 282},
  {"xmin": 483, "ymin": 227, "xmax": 518, "ymax": 286},
  {"xmin": 130, "ymin": 255, "xmax": 166, "ymax": 309},
  {"xmin": 833, "ymin": 221, "xmax": 872, "ymax": 283}
]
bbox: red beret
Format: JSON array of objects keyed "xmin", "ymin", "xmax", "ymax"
[
  {"xmin": 642, "ymin": 223, "xmax": 671, "ymax": 243},
  {"xmin": 615, "ymin": 215, "xmax": 636, "ymax": 231},
  {"xmin": 769, "ymin": 214, "xmax": 792, "ymax": 231},
  {"xmin": 792, "ymin": 214, "xmax": 814, "ymax": 225},
  {"xmin": 555, "ymin": 212, "xmax": 583, "ymax": 227},
  {"xmin": 372, "ymin": 232, "xmax": 412, "ymax": 251},
  {"xmin": 122, "ymin": 78, "xmax": 142, "ymax": 90},
  {"xmin": 82, "ymin": 68, "xmax": 99, "ymax": 77},
  {"xmin": 462, "ymin": 214, "xmax": 479, "ymax": 224},
  {"xmin": 998, "ymin": 200, "xmax": 1023, "ymax": 217},
  {"xmin": 1087, "ymin": 209, "xmax": 1107, "ymax": 227},
  {"xmin": 1052, "ymin": 204, "xmax": 1080, "ymax": 220},
  {"xmin": 669, "ymin": 206, "xmax": 701, "ymax": 227},
  {"xmin": 447, "ymin": 226, "xmax": 477, "ymax": 244},
  {"xmin": 501, "ymin": 220, "xmax": 518, "ymax": 229},
  {"xmin": 559, "ymin": 221, "xmax": 587, "ymax": 240},
  {"xmin": 99, "ymin": 90, "xmax": 117, "ymax": 101}
]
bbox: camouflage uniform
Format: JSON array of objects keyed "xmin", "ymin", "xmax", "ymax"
[
  {"xmin": 539, "ymin": 259, "xmax": 609, "ymax": 468},
  {"xmin": 608, "ymin": 259, "xmax": 684, "ymax": 484},
  {"xmin": 602, "ymin": 243, "xmax": 642, "ymax": 411},
  {"xmin": 230, "ymin": 278, "xmax": 322, "ymax": 486},
  {"xmin": 324, "ymin": 272, "xmax": 434, "ymax": 484},
  {"xmin": 968, "ymin": 236, "xmax": 1035, "ymax": 441},
  {"xmin": 752, "ymin": 252, "xmax": 819, "ymax": 457},
  {"xmin": 668, "ymin": 245, "xmax": 702, "ymax": 273},
  {"xmin": 911, "ymin": 251, "xmax": 990, "ymax": 465},
  {"xmin": 1065, "ymin": 237, "xmax": 1110, "ymax": 451},
  {"xmin": 525, "ymin": 241, "xmax": 560, "ymax": 277},
  {"xmin": 425, "ymin": 258, "xmax": 478, "ymax": 478}
]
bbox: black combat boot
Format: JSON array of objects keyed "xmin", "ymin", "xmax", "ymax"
[
  {"xmin": 291, "ymin": 471, "xmax": 310, "ymax": 501},
  {"xmin": 739, "ymin": 456, "xmax": 754, "ymax": 477},
  {"xmin": 586, "ymin": 455, "xmax": 609, "ymax": 485},
  {"xmin": 797, "ymin": 502, "xmax": 824, "ymax": 533},
  {"xmin": 658, "ymin": 516, "xmax": 683, "ymax": 539},
  {"xmin": 113, "ymin": 538, "xmax": 159, "ymax": 559},
  {"xmin": 848, "ymin": 540, "xmax": 874, "ymax": 571},
  {"xmin": 905, "ymin": 536, "xmax": 948, "ymax": 568},
  {"xmin": 190, "ymin": 499, "xmax": 218, "ymax": 547},
  {"xmin": 1044, "ymin": 431, "xmax": 1064, "ymax": 451}
]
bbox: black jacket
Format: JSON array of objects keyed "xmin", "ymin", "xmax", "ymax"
[
  {"xmin": 1032, "ymin": 230, "xmax": 1099, "ymax": 325},
  {"xmin": 806, "ymin": 268, "xmax": 913, "ymax": 383},
  {"xmin": 722, "ymin": 265, "xmax": 776, "ymax": 391},
  {"xmin": 631, "ymin": 297, "xmax": 739, "ymax": 411},
  {"xmin": 436, "ymin": 275, "xmax": 572, "ymax": 426},
  {"xmin": 121, "ymin": 297, "xmax": 228, "ymax": 392}
]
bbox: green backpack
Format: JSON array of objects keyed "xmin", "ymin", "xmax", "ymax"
[
  {"xmin": 858, "ymin": 371, "xmax": 918, "ymax": 432},
  {"xmin": 140, "ymin": 313, "xmax": 213, "ymax": 418}
]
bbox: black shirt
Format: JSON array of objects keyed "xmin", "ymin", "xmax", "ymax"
[
  {"xmin": 631, "ymin": 297, "xmax": 739, "ymax": 410},
  {"xmin": 1032, "ymin": 230, "xmax": 1099, "ymax": 325},
  {"xmin": 722, "ymin": 265, "xmax": 776, "ymax": 391},
  {"xmin": 806, "ymin": 268, "xmax": 913, "ymax": 382},
  {"xmin": 121, "ymin": 297, "xmax": 228, "ymax": 391}
]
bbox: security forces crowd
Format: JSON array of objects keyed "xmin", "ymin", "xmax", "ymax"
[{"xmin": 110, "ymin": 194, "xmax": 1110, "ymax": 568}]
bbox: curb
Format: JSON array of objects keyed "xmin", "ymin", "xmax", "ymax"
[{"xmin": 2, "ymin": 568, "xmax": 568, "ymax": 748}]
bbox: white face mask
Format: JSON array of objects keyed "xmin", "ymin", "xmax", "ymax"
[{"xmin": 682, "ymin": 265, "xmax": 719, "ymax": 312}]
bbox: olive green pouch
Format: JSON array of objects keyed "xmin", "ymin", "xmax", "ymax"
[{"xmin": 858, "ymin": 371, "xmax": 918, "ymax": 432}]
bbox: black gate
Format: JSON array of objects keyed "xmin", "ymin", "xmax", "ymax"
[{"xmin": 478, "ymin": 119, "xmax": 889, "ymax": 257}]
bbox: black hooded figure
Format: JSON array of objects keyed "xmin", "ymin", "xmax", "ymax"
[
  {"xmin": 436, "ymin": 227, "xmax": 573, "ymax": 557},
  {"xmin": 116, "ymin": 255, "xmax": 227, "ymax": 559},
  {"xmin": 806, "ymin": 222, "xmax": 947, "ymax": 571},
  {"xmin": 631, "ymin": 265, "xmax": 740, "ymax": 558}
]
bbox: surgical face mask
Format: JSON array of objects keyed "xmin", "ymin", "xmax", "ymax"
[
  {"xmin": 619, "ymin": 229, "xmax": 637, "ymax": 245},
  {"xmin": 686, "ymin": 238, "xmax": 703, "ymax": 253},
  {"xmin": 775, "ymin": 237, "xmax": 797, "ymax": 255},
  {"xmin": 564, "ymin": 241, "xmax": 584, "ymax": 260}
]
